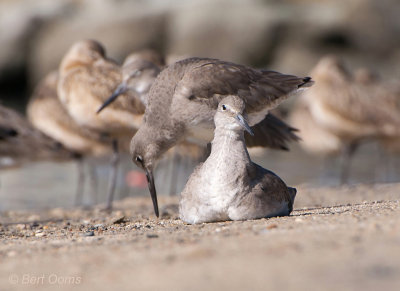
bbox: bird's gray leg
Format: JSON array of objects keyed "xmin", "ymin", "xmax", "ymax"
[
  {"xmin": 87, "ymin": 159, "xmax": 98, "ymax": 205},
  {"xmin": 340, "ymin": 142, "xmax": 359, "ymax": 185},
  {"xmin": 74, "ymin": 156, "xmax": 85, "ymax": 206},
  {"xmin": 319, "ymin": 155, "xmax": 336, "ymax": 184},
  {"xmin": 118, "ymin": 159, "xmax": 131, "ymax": 199},
  {"xmin": 376, "ymin": 148, "xmax": 395, "ymax": 183},
  {"xmin": 105, "ymin": 139, "xmax": 119, "ymax": 211}
]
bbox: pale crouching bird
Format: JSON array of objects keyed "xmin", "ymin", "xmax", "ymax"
[
  {"xmin": 130, "ymin": 57, "xmax": 312, "ymax": 217},
  {"xmin": 180, "ymin": 96, "xmax": 296, "ymax": 224}
]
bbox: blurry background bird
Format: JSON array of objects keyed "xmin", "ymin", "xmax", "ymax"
[
  {"xmin": 0, "ymin": 104, "xmax": 73, "ymax": 168},
  {"xmin": 290, "ymin": 56, "xmax": 400, "ymax": 184},
  {"xmin": 27, "ymin": 70, "xmax": 111, "ymax": 206}
]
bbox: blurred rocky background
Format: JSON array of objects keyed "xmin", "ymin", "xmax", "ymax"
[{"xmin": 1, "ymin": 0, "xmax": 399, "ymax": 111}]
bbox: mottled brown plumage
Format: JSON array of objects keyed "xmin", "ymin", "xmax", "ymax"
[
  {"xmin": 57, "ymin": 40, "xmax": 146, "ymax": 209},
  {"xmin": 58, "ymin": 40, "xmax": 143, "ymax": 138},
  {"xmin": 28, "ymin": 71, "xmax": 111, "ymax": 157},
  {"xmin": 296, "ymin": 55, "xmax": 400, "ymax": 183},
  {"xmin": 306, "ymin": 56, "xmax": 400, "ymax": 141},
  {"xmin": 289, "ymin": 95, "xmax": 343, "ymax": 157}
]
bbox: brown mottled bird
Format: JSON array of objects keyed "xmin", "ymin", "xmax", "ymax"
[
  {"xmin": 57, "ymin": 40, "xmax": 143, "ymax": 209},
  {"xmin": 289, "ymin": 95, "xmax": 343, "ymax": 158},
  {"xmin": 27, "ymin": 71, "xmax": 111, "ymax": 204},
  {"xmin": 298, "ymin": 55, "xmax": 400, "ymax": 183},
  {"xmin": 0, "ymin": 104, "xmax": 73, "ymax": 167},
  {"xmin": 130, "ymin": 57, "xmax": 313, "ymax": 217}
]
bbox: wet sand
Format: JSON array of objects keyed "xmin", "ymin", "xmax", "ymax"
[{"xmin": 0, "ymin": 183, "xmax": 399, "ymax": 291}]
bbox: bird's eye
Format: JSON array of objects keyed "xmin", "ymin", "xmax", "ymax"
[
  {"xmin": 135, "ymin": 156, "xmax": 143, "ymax": 163},
  {"xmin": 222, "ymin": 105, "xmax": 227, "ymax": 111}
]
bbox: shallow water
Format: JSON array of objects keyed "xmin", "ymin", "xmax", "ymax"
[{"xmin": 0, "ymin": 142, "xmax": 399, "ymax": 211}]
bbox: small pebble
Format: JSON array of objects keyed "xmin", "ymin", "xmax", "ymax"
[
  {"xmin": 82, "ymin": 231, "xmax": 95, "ymax": 237},
  {"xmin": 146, "ymin": 233, "xmax": 158, "ymax": 238},
  {"xmin": 112, "ymin": 216, "xmax": 128, "ymax": 224},
  {"xmin": 266, "ymin": 224, "xmax": 278, "ymax": 230}
]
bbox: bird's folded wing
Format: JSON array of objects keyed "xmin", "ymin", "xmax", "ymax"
[
  {"xmin": 245, "ymin": 113, "xmax": 300, "ymax": 150},
  {"xmin": 175, "ymin": 58, "xmax": 313, "ymax": 112}
]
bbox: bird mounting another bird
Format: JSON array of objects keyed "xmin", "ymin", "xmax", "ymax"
[{"xmin": 128, "ymin": 57, "xmax": 313, "ymax": 217}]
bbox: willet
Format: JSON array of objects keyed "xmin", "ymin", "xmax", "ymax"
[
  {"xmin": 298, "ymin": 55, "xmax": 400, "ymax": 183},
  {"xmin": 180, "ymin": 96, "xmax": 296, "ymax": 224},
  {"xmin": 57, "ymin": 40, "xmax": 143, "ymax": 210},
  {"xmin": 27, "ymin": 71, "xmax": 111, "ymax": 205},
  {"xmin": 130, "ymin": 57, "xmax": 312, "ymax": 217}
]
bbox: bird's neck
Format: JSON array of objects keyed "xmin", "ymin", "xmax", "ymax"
[{"xmin": 208, "ymin": 128, "xmax": 251, "ymax": 165}]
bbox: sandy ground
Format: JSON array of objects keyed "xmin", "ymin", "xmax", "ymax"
[{"xmin": 0, "ymin": 183, "xmax": 399, "ymax": 291}]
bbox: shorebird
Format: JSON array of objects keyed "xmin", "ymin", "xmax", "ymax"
[
  {"xmin": 0, "ymin": 104, "xmax": 73, "ymax": 167},
  {"xmin": 97, "ymin": 49, "xmax": 164, "ymax": 113},
  {"xmin": 180, "ymin": 96, "xmax": 296, "ymax": 224},
  {"xmin": 57, "ymin": 40, "xmax": 143, "ymax": 210},
  {"xmin": 297, "ymin": 55, "xmax": 400, "ymax": 183},
  {"xmin": 130, "ymin": 57, "xmax": 313, "ymax": 217},
  {"xmin": 289, "ymin": 95, "xmax": 343, "ymax": 157},
  {"xmin": 99, "ymin": 51, "xmax": 264, "ymax": 197},
  {"xmin": 27, "ymin": 71, "xmax": 111, "ymax": 205}
]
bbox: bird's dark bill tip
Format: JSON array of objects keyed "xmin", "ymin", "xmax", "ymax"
[
  {"xmin": 145, "ymin": 168, "xmax": 160, "ymax": 218},
  {"xmin": 299, "ymin": 76, "xmax": 314, "ymax": 88}
]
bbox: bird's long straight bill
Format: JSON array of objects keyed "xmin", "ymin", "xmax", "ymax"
[
  {"xmin": 96, "ymin": 83, "xmax": 127, "ymax": 113},
  {"xmin": 145, "ymin": 168, "xmax": 159, "ymax": 217},
  {"xmin": 236, "ymin": 114, "xmax": 254, "ymax": 136}
]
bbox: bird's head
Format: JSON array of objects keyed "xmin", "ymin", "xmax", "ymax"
[
  {"xmin": 215, "ymin": 96, "xmax": 254, "ymax": 136},
  {"xmin": 97, "ymin": 53, "xmax": 162, "ymax": 113},
  {"xmin": 60, "ymin": 40, "xmax": 106, "ymax": 74}
]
